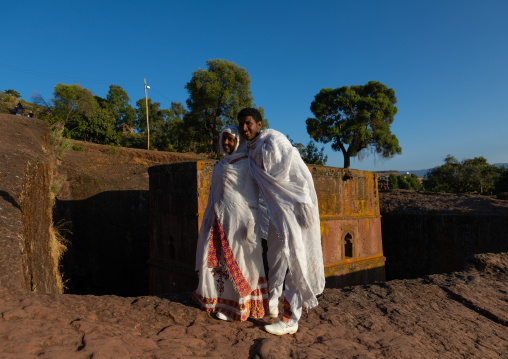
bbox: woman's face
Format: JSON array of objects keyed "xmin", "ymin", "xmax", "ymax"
[{"xmin": 221, "ymin": 132, "xmax": 238, "ymax": 155}]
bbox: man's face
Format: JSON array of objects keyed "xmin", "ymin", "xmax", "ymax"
[
  {"xmin": 221, "ymin": 132, "xmax": 237, "ymax": 155},
  {"xmin": 239, "ymin": 116, "xmax": 262, "ymax": 141}
]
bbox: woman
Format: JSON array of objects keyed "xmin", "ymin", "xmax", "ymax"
[{"xmin": 194, "ymin": 125, "xmax": 268, "ymax": 321}]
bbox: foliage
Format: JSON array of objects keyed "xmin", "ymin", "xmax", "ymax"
[
  {"xmin": 4, "ymin": 89, "xmax": 21, "ymax": 98},
  {"xmin": 106, "ymin": 85, "xmax": 137, "ymax": 128},
  {"xmin": 402, "ymin": 174, "xmax": 422, "ymax": 190},
  {"xmin": 388, "ymin": 173, "xmax": 399, "ymax": 189},
  {"xmin": 65, "ymin": 107, "xmax": 119, "ymax": 145},
  {"xmin": 287, "ymin": 137, "xmax": 328, "ymax": 166},
  {"xmin": 135, "ymin": 97, "xmax": 164, "ymax": 135},
  {"xmin": 495, "ymin": 166, "xmax": 508, "ymax": 194},
  {"xmin": 184, "ymin": 59, "xmax": 257, "ymax": 154},
  {"xmin": 302, "ymin": 140, "xmax": 328, "ymax": 165},
  {"xmin": 306, "ymin": 81, "xmax": 401, "ymax": 168},
  {"xmin": 52, "ymin": 84, "xmax": 99, "ymax": 125},
  {"xmin": 31, "ymin": 92, "xmax": 53, "ymax": 121},
  {"xmin": 49, "ymin": 127, "xmax": 73, "ymax": 159},
  {"xmin": 152, "ymin": 102, "xmax": 188, "ymax": 152},
  {"xmin": 425, "ymin": 155, "xmax": 501, "ymax": 194},
  {"xmin": 387, "ymin": 173, "xmax": 422, "ymax": 190},
  {"xmin": 118, "ymin": 132, "xmax": 147, "ymax": 150}
]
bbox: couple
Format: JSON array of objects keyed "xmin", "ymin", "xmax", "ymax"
[{"xmin": 194, "ymin": 108, "xmax": 325, "ymax": 335}]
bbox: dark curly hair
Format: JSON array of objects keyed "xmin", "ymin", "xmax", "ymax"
[{"xmin": 237, "ymin": 108, "xmax": 262, "ymax": 124}]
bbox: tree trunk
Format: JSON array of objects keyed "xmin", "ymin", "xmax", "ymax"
[
  {"xmin": 338, "ymin": 142, "xmax": 350, "ymax": 169},
  {"xmin": 212, "ymin": 115, "xmax": 219, "ymax": 154},
  {"xmin": 343, "ymin": 154, "xmax": 350, "ymax": 169}
]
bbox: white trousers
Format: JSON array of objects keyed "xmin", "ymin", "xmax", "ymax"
[{"xmin": 266, "ymin": 221, "xmax": 302, "ymax": 327}]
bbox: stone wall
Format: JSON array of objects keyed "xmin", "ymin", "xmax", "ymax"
[
  {"xmin": 19, "ymin": 158, "xmax": 64, "ymax": 293},
  {"xmin": 313, "ymin": 167, "xmax": 385, "ymax": 288},
  {"xmin": 0, "ymin": 115, "xmax": 63, "ymax": 293},
  {"xmin": 382, "ymin": 213, "xmax": 508, "ymax": 280},
  {"xmin": 148, "ymin": 162, "xmax": 385, "ymax": 295}
]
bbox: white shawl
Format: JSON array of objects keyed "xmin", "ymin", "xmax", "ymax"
[
  {"xmin": 248, "ymin": 129, "xmax": 325, "ymax": 309},
  {"xmin": 195, "ymin": 125, "xmax": 263, "ymax": 293}
]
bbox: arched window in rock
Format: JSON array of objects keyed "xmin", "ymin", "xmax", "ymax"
[{"xmin": 344, "ymin": 233, "xmax": 353, "ymax": 258}]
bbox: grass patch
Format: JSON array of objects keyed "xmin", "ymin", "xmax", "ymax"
[
  {"xmin": 49, "ymin": 127, "xmax": 73, "ymax": 159},
  {"xmin": 48, "ymin": 220, "xmax": 70, "ymax": 293}
]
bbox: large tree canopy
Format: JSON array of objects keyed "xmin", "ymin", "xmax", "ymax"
[
  {"xmin": 4, "ymin": 89, "xmax": 21, "ymax": 98},
  {"xmin": 52, "ymin": 83, "xmax": 99, "ymax": 125},
  {"xmin": 152, "ymin": 102, "xmax": 188, "ymax": 152},
  {"xmin": 184, "ymin": 59, "xmax": 255, "ymax": 154},
  {"xmin": 135, "ymin": 97, "xmax": 165, "ymax": 135},
  {"xmin": 51, "ymin": 84, "xmax": 118, "ymax": 145},
  {"xmin": 106, "ymin": 85, "xmax": 136, "ymax": 128},
  {"xmin": 306, "ymin": 81, "xmax": 401, "ymax": 168},
  {"xmin": 425, "ymin": 155, "xmax": 501, "ymax": 194}
]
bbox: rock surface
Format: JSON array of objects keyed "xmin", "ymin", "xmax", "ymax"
[
  {"xmin": 379, "ymin": 189, "xmax": 508, "ymax": 215},
  {"xmin": 1, "ymin": 253, "xmax": 508, "ymax": 358}
]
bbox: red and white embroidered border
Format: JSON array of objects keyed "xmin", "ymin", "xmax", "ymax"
[
  {"xmin": 193, "ymin": 284, "xmax": 269, "ymax": 321},
  {"xmin": 207, "ymin": 214, "xmax": 253, "ymax": 297}
]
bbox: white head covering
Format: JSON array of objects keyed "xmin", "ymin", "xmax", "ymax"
[
  {"xmin": 219, "ymin": 125, "xmax": 248, "ymax": 160},
  {"xmin": 195, "ymin": 124, "xmax": 263, "ymax": 293}
]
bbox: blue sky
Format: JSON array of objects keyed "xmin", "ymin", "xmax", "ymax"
[{"xmin": 2, "ymin": 1, "xmax": 507, "ymax": 171}]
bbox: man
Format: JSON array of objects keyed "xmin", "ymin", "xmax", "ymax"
[{"xmin": 238, "ymin": 108, "xmax": 325, "ymax": 335}]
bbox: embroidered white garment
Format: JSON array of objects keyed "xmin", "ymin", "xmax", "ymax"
[
  {"xmin": 194, "ymin": 125, "xmax": 267, "ymax": 320},
  {"xmin": 248, "ymin": 129, "xmax": 325, "ymax": 309}
]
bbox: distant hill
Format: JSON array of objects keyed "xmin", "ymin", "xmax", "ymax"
[
  {"xmin": 400, "ymin": 169, "xmax": 431, "ymax": 178},
  {"xmin": 400, "ymin": 163, "xmax": 508, "ymax": 179}
]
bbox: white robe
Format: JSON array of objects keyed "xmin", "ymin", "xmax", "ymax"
[
  {"xmin": 248, "ymin": 129, "xmax": 325, "ymax": 309},
  {"xmin": 194, "ymin": 126, "xmax": 268, "ymax": 320}
]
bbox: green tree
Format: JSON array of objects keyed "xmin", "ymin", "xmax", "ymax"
[
  {"xmin": 306, "ymin": 81, "xmax": 401, "ymax": 169},
  {"xmin": 287, "ymin": 137, "xmax": 328, "ymax": 166},
  {"xmin": 425, "ymin": 155, "xmax": 500, "ymax": 194},
  {"xmin": 4, "ymin": 89, "xmax": 21, "ymax": 98},
  {"xmin": 106, "ymin": 85, "xmax": 137, "ymax": 128},
  {"xmin": 396, "ymin": 174, "xmax": 423, "ymax": 190},
  {"xmin": 50, "ymin": 84, "xmax": 120, "ymax": 145},
  {"xmin": 69, "ymin": 107, "xmax": 119, "ymax": 145},
  {"xmin": 286, "ymin": 136, "xmax": 306, "ymax": 156},
  {"xmin": 52, "ymin": 84, "xmax": 99, "ymax": 126},
  {"xmin": 398, "ymin": 176, "xmax": 410, "ymax": 190},
  {"xmin": 460, "ymin": 157, "xmax": 500, "ymax": 194},
  {"xmin": 152, "ymin": 102, "xmax": 188, "ymax": 152},
  {"xmin": 388, "ymin": 173, "xmax": 399, "ymax": 189},
  {"xmin": 135, "ymin": 98, "xmax": 164, "ymax": 135},
  {"xmin": 495, "ymin": 166, "xmax": 508, "ymax": 194},
  {"xmin": 135, "ymin": 98, "xmax": 186, "ymax": 151},
  {"xmin": 406, "ymin": 173, "xmax": 423, "ymax": 190},
  {"xmin": 302, "ymin": 140, "xmax": 328, "ymax": 165},
  {"xmin": 184, "ymin": 59, "xmax": 257, "ymax": 154}
]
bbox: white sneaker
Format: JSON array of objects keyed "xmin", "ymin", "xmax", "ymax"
[
  {"xmin": 269, "ymin": 309, "xmax": 279, "ymax": 318},
  {"xmin": 264, "ymin": 320, "xmax": 298, "ymax": 335},
  {"xmin": 215, "ymin": 312, "xmax": 231, "ymax": 322}
]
